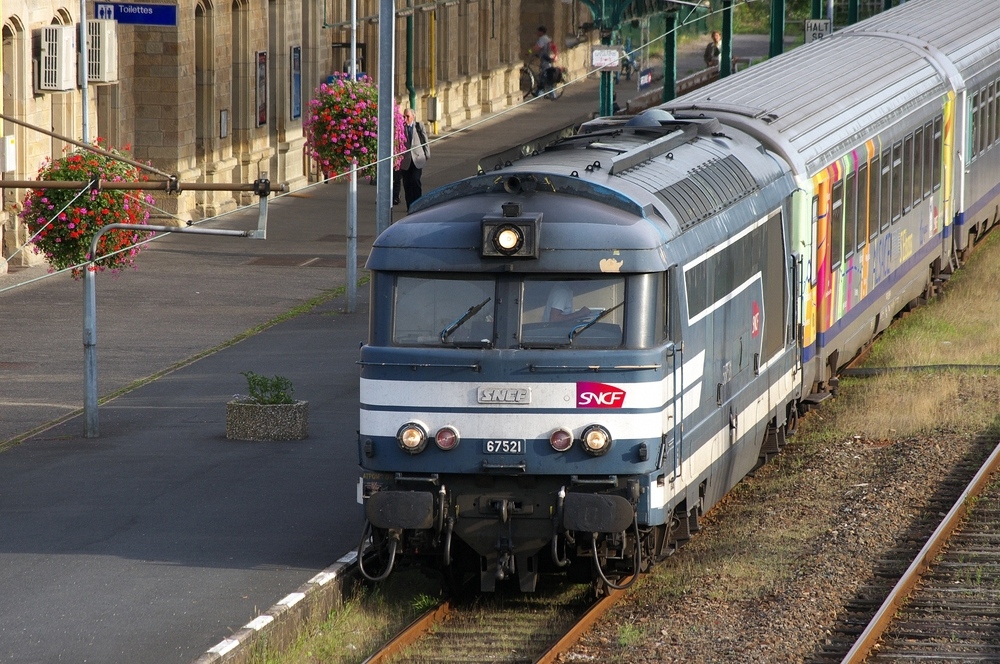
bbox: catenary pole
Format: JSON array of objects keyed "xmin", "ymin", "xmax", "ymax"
[
  {"xmin": 80, "ymin": 0, "xmax": 89, "ymax": 144},
  {"xmin": 376, "ymin": 0, "xmax": 396, "ymax": 236},
  {"xmin": 346, "ymin": 0, "xmax": 358, "ymax": 313}
]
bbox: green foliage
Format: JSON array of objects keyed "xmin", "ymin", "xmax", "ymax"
[
  {"xmin": 617, "ymin": 622, "xmax": 644, "ymax": 647},
  {"xmin": 241, "ymin": 371, "xmax": 295, "ymax": 405},
  {"xmin": 410, "ymin": 594, "xmax": 438, "ymax": 613}
]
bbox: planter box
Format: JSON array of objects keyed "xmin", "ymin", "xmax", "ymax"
[{"xmin": 226, "ymin": 400, "xmax": 309, "ymax": 441}]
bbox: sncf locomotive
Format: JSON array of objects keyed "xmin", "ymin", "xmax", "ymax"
[{"xmin": 356, "ymin": 0, "xmax": 1000, "ymax": 592}]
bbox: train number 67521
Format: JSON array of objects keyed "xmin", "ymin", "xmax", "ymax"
[{"xmin": 483, "ymin": 439, "xmax": 525, "ymax": 454}]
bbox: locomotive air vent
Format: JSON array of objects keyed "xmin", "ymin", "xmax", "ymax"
[{"xmin": 657, "ymin": 155, "xmax": 758, "ymax": 230}]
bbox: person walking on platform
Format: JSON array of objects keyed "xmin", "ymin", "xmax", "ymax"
[
  {"xmin": 398, "ymin": 108, "xmax": 430, "ymax": 211},
  {"xmin": 704, "ymin": 31, "xmax": 722, "ymax": 67}
]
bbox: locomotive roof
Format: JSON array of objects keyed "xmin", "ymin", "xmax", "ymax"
[
  {"xmin": 367, "ymin": 116, "xmax": 792, "ymax": 273},
  {"xmin": 665, "ymin": 0, "xmax": 1000, "ymax": 176}
]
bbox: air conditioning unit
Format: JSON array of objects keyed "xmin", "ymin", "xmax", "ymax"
[
  {"xmin": 88, "ymin": 19, "xmax": 118, "ymax": 83},
  {"xmin": 39, "ymin": 25, "xmax": 76, "ymax": 91}
]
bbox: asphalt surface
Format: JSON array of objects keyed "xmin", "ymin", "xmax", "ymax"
[{"xmin": 0, "ymin": 35, "xmax": 775, "ymax": 663}]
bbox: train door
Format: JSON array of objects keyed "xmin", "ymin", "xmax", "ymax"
[{"xmin": 810, "ymin": 170, "xmax": 832, "ymax": 395}]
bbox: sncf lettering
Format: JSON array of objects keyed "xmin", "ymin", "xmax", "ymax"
[{"xmin": 576, "ymin": 381, "xmax": 626, "ymax": 408}]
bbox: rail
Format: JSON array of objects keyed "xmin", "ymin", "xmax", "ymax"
[
  {"xmin": 360, "ymin": 602, "xmax": 453, "ymax": 664},
  {"xmin": 841, "ymin": 438, "xmax": 1000, "ymax": 662}
]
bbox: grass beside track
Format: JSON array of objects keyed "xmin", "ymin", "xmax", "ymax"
[{"xmin": 246, "ymin": 570, "xmax": 443, "ymax": 664}]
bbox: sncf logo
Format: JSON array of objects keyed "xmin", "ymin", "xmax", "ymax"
[{"xmin": 576, "ymin": 382, "xmax": 626, "ymax": 408}]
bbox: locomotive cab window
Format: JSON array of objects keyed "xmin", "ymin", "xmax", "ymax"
[
  {"xmin": 392, "ymin": 275, "xmax": 496, "ymax": 347},
  {"xmin": 520, "ymin": 277, "xmax": 625, "ymax": 348}
]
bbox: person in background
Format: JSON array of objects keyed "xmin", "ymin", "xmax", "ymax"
[
  {"xmin": 704, "ymin": 30, "xmax": 722, "ymax": 67},
  {"xmin": 398, "ymin": 108, "xmax": 430, "ymax": 211},
  {"xmin": 531, "ymin": 25, "xmax": 558, "ymax": 97}
]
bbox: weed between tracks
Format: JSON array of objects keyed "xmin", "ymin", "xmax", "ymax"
[{"xmin": 387, "ymin": 583, "xmax": 592, "ymax": 664}]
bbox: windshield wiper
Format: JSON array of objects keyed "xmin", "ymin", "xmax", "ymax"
[
  {"xmin": 440, "ymin": 297, "xmax": 492, "ymax": 343},
  {"xmin": 568, "ymin": 301, "xmax": 624, "ymax": 343}
]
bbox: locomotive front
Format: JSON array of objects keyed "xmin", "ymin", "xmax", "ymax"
[
  {"xmin": 357, "ymin": 112, "xmax": 798, "ymax": 592},
  {"xmin": 357, "ymin": 171, "xmax": 680, "ymax": 592}
]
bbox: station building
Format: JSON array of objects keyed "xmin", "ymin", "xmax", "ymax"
[{"xmin": 0, "ymin": 1, "xmax": 594, "ymax": 271}]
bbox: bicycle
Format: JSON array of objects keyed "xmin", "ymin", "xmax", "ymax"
[
  {"xmin": 619, "ymin": 53, "xmax": 636, "ymax": 82},
  {"xmin": 520, "ymin": 54, "xmax": 566, "ymax": 100}
]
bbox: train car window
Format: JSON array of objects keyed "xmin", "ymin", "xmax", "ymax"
[
  {"xmin": 844, "ymin": 172, "xmax": 857, "ymax": 259},
  {"xmin": 762, "ymin": 211, "xmax": 787, "ymax": 360},
  {"xmin": 994, "ymin": 79, "xmax": 1000, "ymax": 146},
  {"xmin": 988, "ymin": 82, "xmax": 997, "ymax": 147},
  {"xmin": 880, "ymin": 148, "xmax": 892, "ymax": 232},
  {"xmin": 890, "ymin": 141, "xmax": 903, "ymax": 224},
  {"xmin": 902, "ymin": 133, "xmax": 914, "ymax": 214},
  {"xmin": 869, "ymin": 153, "xmax": 880, "ymax": 241},
  {"xmin": 922, "ymin": 121, "xmax": 933, "ymax": 198},
  {"xmin": 830, "ymin": 178, "xmax": 844, "ymax": 268},
  {"xmin": 392, "ymin": 275, "xmax": 495, "ymax": 347},
  {"xmin": 932, "ymin": 115, "xmax": 943, "ymax": 191},
  {"xmin": 981, "ymin": 86, "xmax": 989, "ymax": 155},
  {"xmin": 913, "ymin": 127, "xmax": 924, "ymax": 207},
  {"xmin": 685, "ymin": 213, "xmax": 776, "ymax": 324},
  {"xmin": 971, "ymin": 90, "xmax": 980, "ymax": 161},
  {"xmin": 520, "ymin": 277, "xmax": 625, "ymax": 348},
  {"xmin": 857, "ymin": 163, "xmax": 869, "ymax": 251}
]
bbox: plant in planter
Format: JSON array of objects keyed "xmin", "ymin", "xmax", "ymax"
[{"xmin": 226, "ymin": 371, "xmax": 309, "ymax": 441}]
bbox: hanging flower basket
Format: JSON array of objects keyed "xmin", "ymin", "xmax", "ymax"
[
  {"xmin": 303, "ymin": 73, "xmax": 407, "ymax": 181},
  {"xmin": 19, "ymin": 140, "xmax": 155, "ymax": 279}
]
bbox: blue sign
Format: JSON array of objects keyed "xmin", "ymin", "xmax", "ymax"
[
  {"xmin": 639, "ymin": 68, "xmax": 654, "ymax": 90},
  {"xmin": 95, "ymin": 3, "xmax": 178, "ymax": 27}
]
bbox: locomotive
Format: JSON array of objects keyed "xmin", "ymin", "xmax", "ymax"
[{"xmin": 356, "ymin": 0, "xmax": 1000, "ymax": 592}]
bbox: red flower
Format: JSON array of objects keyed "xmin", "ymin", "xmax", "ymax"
[{"xmin": 19, "ymin": 139, "xmax": 155, "ymax": 278}]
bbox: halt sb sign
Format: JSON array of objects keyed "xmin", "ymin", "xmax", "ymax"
[{"xmin": 805, "ymin": 19, "xmax": 832, "ymax": 43}]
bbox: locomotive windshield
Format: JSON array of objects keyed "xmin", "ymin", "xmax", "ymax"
[
  {"xmin": 390, "ymin": 274, "xmax": 626, "ymax": 349},
  {"xmin": 520, "ymin": 277, "xmax": 625, "ymax": 348},
  {"xmin": 393, "ymin": 276, "xmax": 495, "ymax": 347}
]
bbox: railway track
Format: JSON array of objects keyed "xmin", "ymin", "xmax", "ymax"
[
  {"xmin": 362, "ymin": 582, "xmax": 622, "ymax": 664},
  {"xmin": 808, "ymin": 436, "xmax": 1000, "ymax": 663}
]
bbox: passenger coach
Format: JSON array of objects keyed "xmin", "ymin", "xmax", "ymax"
[{"xmin": 666, "ymin": 0, "xmax": 1000, "ymax": 401}]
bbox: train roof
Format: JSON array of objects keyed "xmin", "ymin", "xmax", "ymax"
[
  {"xmin": 367, "ymin": 114, "xmax": 792, "ymax": 273},
  {"xmin": 665, "ymin": 0, "xmax": 1000, "ymax": 176},
  {"xmin": 841, "ymin": 0, "xmax": 999, "ymax": 74}
]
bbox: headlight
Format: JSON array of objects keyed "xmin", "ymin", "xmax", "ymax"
[
  {"xmin": 492, "ymin": 224, "xmax": 524, "ymax": 255},
  {"xmin": 434, "ymin": 426, "xmax": 460, "ymax": 451},
  {"xmin": 397, "ymin": 422, "xmax": 428, "ymax": 454},
  {"xmin": 549, "ymin": 428, "xmax": 574, "ymax": 452},
  {"xmin": 581, "ymin": 424, "xmax": 612, "ymax": 456}
]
